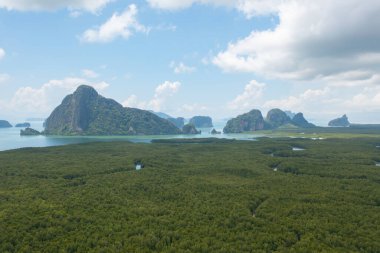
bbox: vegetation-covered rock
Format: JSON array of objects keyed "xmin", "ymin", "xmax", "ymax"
[
  {"xmin": 292, "ymin": 113, "xmax": 315, "ymax": 128},
  {"xmin": 224, "ymin": 109, "xmax": 266, "ymax": 133},
  {"xmin": 211, "ymin": 128, "xmax": 221, "ymax": 134},
  {"xmin": 15, "ymin": 122, "xmax": 31, "ymax": 128},
  {"xmin": 189, "ymin": 116, "xmax": 213, "ymax": 128},
  {"xmin": 167, "ymin": 117, "xmax": 185, "ymax": 129},
  {"xmin": 0, "ymin": 120, "xmax": 12, "ymax": 128},
  {"xmin": 266, "ymin": 109, "xmax": 292, "ymax": 128},
  {"xmin": 20, "ymin": 128, "xmax": 41, "ymax": 136},
  {"xmin": 44, "ymin": 85, "xmax": 181, "ymax": 136},
  {"xmin": 328, "ymin": 114, "xmax": 350, "ymax": 127},
  {"xmin": 150, "ymin": 111, "xmax": 172, "ymax": 119},
  {"xmin": 182, "ymin": 124, "xmax": 201, "ymax": 134}
]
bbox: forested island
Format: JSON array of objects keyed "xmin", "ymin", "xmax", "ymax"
[{"xmin": 223, "ymin": 108, "xmax": 317, "ymax": 133}]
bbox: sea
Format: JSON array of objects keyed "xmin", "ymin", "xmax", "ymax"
[{"xmin": 0, "ymin": 121, "xmax": 263, "ymax": 152}]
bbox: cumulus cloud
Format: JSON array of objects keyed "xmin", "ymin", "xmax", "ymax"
[
  {"xmin": 2, "ymin": 77, "xmax": 109, "ymax": 115},
  {"xmin": 82, "ymin": 69, "xmax": 99, "ymax": 79},
  {"xmin": 179, "ymin": 103, "xmax": 208, "ymax": 113},
  {"xmin": 0, "ymin": 0, "xmax": 113, "ymax": 12},
  {"xmin": 81, "ymin": 4, "xmax": 149, "ymax": 43},
  {"xmin": 228, "ymin": 80, "xmax": 266, "ymax": 110},
  {"xmin": 0, "ymin": 48, "xmax": 5, "ymax": 60},
  {"xmin": 213, "ymin": 0, "xmax": 380, "ymax": 86},
  {"xmin": 122, "ymin": 81, "xmax": 181, "ymax": 111},
  {"xmin": 263, "ymin": 88, "xmax": 330, "ymax": 112},
  {"xmin": 146, "ymin": 0, "xmax": 282, "ymax": 17},
  {"xmin": 170, "ymin": 61, "xmax": 196, "ymax": 74}
]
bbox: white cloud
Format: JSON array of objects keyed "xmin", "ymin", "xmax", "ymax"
[
  {"xmin": 82, "ymin": 69, "xmax": 99, "ymax": 79},
  {"xmin": 170, "ymin": 61, "xmax": 196, "ymax": 74},
  {"xmin": 122, "ymin": 81, "xmax": 181, "ymax": 111},
  {"xmin": 146, "ymin": 0, "xmax": 282, "ymax": 17},
  {"xmin": 179, "ymin": 103, "xmax": 208, "ymax": 113},
  {"xmin": 0, "ymin": 48, "xmax": 5, "ymax": 60},
  {"xmin": 2, "ymin": 77, "xmax": 109, "ymax": 115},
  {"xmin": 81, "ymin": 4, "xmax": 149, "ymax": 43},
  {"xmin": 263, "ymin": 88, "xmax": 330, "ymax": 111},
  {"xmin": 0, "ymin": 73, "xmax": 10, "ymax": 83},
  {"xmin": 228, "ymin": 80, "xmax": 266, "ymax": 110},
  {"xmin": 0, "ymin": 0, "xmax": 113, "ymax": 13},
  {"xmin": 213, "ymin": 0, "xmax": 380, "ymax": 86}
]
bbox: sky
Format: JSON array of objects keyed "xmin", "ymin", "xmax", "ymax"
[{"xmin": 0, "ymin": 0, "xmax": 380, "ymax": 125}]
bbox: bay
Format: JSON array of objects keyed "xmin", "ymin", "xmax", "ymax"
[{"xmin": 0, "ymin": 121, "xmax": 262, "ymax": 152}]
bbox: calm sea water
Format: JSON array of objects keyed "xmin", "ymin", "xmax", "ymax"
[{"xmin": 0, "ymin": 121, "xmax": 262, "ymax": 152}]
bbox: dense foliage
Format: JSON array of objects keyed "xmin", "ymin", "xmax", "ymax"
[
  {"xmin": 224, "ymin": 109, "xmax": 316, "ymax": 133},
  {"xmin": 1, "ymin": 137, "xmax": 379, "ymax": 252},
  {"xmin": 44, "ymin": 85, "xmax": 181, "ymax": 136}
]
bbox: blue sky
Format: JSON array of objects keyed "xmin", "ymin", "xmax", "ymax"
[{"xmin": 1, "ymin": 0, "xmax": 380, "ymax": 125}]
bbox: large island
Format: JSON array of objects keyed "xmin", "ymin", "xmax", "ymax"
[{"xmin": 44, "ymin": 85, "xmax": 182, "ymax": 136}]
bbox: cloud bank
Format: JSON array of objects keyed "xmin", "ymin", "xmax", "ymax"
[{"xmin": 0, "ymin": 0, "xmax": 113, "ymax": 12}]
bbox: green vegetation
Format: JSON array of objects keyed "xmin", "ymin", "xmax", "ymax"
[
  {"xmin": 254, "ymin": 126, "xmax": 380, "ymax": 139},
  {"xmin": 224, "ymin": 108, "xmax": 316, "ymax": 133},
  {"xmin": 1, "ymin": 137, "xmax": 379, "ymax": 252},
  {"xmin": 44, "ymin": 85, "xmax": 181, "ymax": 136}
]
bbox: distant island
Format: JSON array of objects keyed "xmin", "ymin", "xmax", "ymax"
[
  {"xmin": 43, "ymin": 85, "xmax": 199, "ymax": 136},
  {"xmin": 20, "ymin": 128, "xmax": 41, "ymax": 136},
  {"xmin": 328, "ymin": 114, "xmax": 350, "ymax": 127},
  {"xmin": 182, "ymin": 124, "xmax": 201, "ymax": 134},
  {"xmin": 15, "ymin": 122, "xmax": 31, "ymax": 128},
  {"xmin": 189, "ymin": 116, "xmax": 213, "ymax": 128},
  {"xmin": 0, "ymin": 120, "xmax": 12, "ymax": 128},
  {"xmin": 167, "ymin": 117, "xmax": 185, "ymax": 129},
  {"xmin": 223, "ymin": 108, "xmax": 315, "ymax": 133}
]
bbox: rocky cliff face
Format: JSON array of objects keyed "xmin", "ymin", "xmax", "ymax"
[
  {"xmin": 189, "ymin": 116, "xmax": 213, "ymax": 128},
  {"xmin": 44, "ymin": 85, "xmax": 181, "ymax": 135},
  {"xmin": 328, "ymin": 114, "xmax": 350, "ymax": 127},
  {"xmin": 292, "ymin": 113, "xmax": 315, "ymax": 128},
  {"xmin": 224, "ymin": 109, "xmax": 317, "ymax": 133},
  {"xmin": 182, "ymin": 124, "xmax": 201, "ymax": 134},
  {"xmin": 223, "ymin": 109, "xmax": 266, "ymax": 133},
  {"xmin": 266, "ymin": 109, "xmax": 292, "ymax": 128}
]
